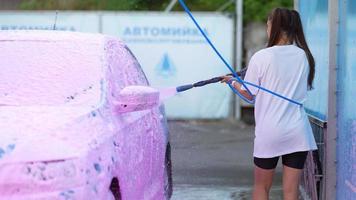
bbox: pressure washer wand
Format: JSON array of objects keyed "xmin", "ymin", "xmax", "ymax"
[
  {"xmin": 176, "ymin": 76, "xmax": 222, "ymax": 92},
  {"xmin": 176, "ymin": 68, "xmax": 247, "ymax": 93}
]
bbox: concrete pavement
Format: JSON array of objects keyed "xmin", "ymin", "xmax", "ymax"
[{"xmin": 168, "ymin": 120, "xmax": 284, "ymax": 200}]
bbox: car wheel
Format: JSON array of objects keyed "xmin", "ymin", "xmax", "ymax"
[{"xmin": 164, "ymin": 142, "xmax": 173, "ymax": 199}]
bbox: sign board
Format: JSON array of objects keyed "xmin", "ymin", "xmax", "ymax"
[{"xmin": 102, "ymin": 12, "xmax": 234, "ymax": 118}]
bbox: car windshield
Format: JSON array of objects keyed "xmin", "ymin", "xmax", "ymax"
[{"xmin": 0, "ymin": 40, "xmax": 104, "ymax": 106}]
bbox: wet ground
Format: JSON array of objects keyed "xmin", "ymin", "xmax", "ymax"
[{"xmin": 169, "ymin": 120, "xmax": 284, "ymax": 200}]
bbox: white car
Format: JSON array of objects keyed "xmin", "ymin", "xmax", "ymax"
[{"xmin": 0, "ymin": 30, "xmax": 172, "ymax": 200}]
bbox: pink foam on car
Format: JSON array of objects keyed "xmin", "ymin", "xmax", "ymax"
[{"xmin": 0, "ymin": 30, "xmax": 169, "ymax": 200}]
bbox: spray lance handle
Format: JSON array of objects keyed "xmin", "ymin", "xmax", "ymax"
[
  {"xmin": 193, "ymin": 67, "xmax": 247, "ymax": 87},
  {"xmin": 192, "ymin": 76, "xmax": 223, "ymax": 87},
  {"xmin": 176, "ymin": 76, "xmax": 224, "ymax": 92},
  {"xmin": 176, "ymin": 68, "xmax": 247, "ymax": 93}
]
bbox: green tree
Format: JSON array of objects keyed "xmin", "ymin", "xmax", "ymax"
[
  {"xmin": 19, "ymin": 0, "xmax": 171, "ymax": 10},
  {"xmin": 243, "ymin": 0, "xmax": 293, "ymax": 22},
  {"xmin": 19, "ymin": 0, "xmax": 293, "ymax": 22}
]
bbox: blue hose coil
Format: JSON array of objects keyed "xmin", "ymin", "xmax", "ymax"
[{"xmin": 178, "ymin": 0, "xmax": 302, "ymax": 107}]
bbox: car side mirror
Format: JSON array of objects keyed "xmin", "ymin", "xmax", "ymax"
[{"xmin": 114, "ymin": 86, "xmax": 160, "ymax": 113}]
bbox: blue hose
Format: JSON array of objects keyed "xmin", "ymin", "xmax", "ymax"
[{"xmin": 178, "ymin": 0, "xmax": 302, "ymax": 107}]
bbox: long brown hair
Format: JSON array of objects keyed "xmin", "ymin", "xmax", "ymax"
[{"xmin": 267, "ymin": 8, "xmax": 315, "ymax": 90}]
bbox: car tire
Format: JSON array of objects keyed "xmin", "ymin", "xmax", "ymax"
[{"xmin": 164, "ymin": 142, "xmax": 173, "ymax": 199}]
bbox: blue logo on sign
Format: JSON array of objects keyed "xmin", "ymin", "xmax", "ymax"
[{"xmin": 156, "ymin": 53, "xmax": 176, "ymax": 77}]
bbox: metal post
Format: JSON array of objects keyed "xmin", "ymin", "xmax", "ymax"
[
  {"xmin": 53, "ymin": 10, "xmax": 58, "ymax": 30},
  {"xmin": 234, "ymin": 0, "xmax": 243, "ymax": 119},
  {"xmin": 216, "ymin": 0, "xmax": 234, "ymax": 13},
  {"xmin": 165, "ymin": 0, "xmax": 178, "ymax": 12},
  {"xmin": 326, "ymin": 0, "xmax": 338, "ymax": 199},
  {"xmin": 294, "ymin": 0, "xmax": 299, "ymax": 11},
  {"xmin": 98, "ymin": 12, "xmax": 103, "ymax": 34}
]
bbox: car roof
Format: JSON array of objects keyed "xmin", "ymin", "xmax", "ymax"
[
  {"xmin": 0, "ymin": 30, "xmax": 106, "ymax": 42},
  {"xmin": 0, "ymin": 30, "xmax": 120, "ymax": 106}
]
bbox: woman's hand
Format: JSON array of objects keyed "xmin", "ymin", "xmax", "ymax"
[
  {"xmin": 220, "ymin": 75, "xmax": 234, "ymax": 84},
  {"xmin": 221, "ymin": 76, "xmax": 240, "ymax": 88}
]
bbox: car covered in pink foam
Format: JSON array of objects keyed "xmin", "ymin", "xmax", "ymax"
[{"xmin": 0, "ymin": 30, "xmax": 172, "ymax": 200}]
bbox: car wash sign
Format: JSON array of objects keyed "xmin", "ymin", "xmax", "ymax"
[
  {"xmin": 121, "ymin": 25, "xmax": 208, "ymax": 44},
  {"xmin": 102, "ymin": 13, "xmax": 234, "ymax": 119}
]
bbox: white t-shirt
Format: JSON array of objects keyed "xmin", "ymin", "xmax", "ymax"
[{"xmin": 242, "ymin": 45, "xmax": 317, "ymax": 158}]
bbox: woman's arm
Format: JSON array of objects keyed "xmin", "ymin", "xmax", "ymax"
[
  {"xmin": 221, "ymin": 76, "xmax": 255, "ymax": 101},
  {"xmin": 231, "ymin": 81, "xmax": 254, "ymax": 101}
]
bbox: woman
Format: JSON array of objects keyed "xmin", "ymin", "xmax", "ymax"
[{"xmin": 222, "ymin": 8, "xmax": 317, "ymax": 200}]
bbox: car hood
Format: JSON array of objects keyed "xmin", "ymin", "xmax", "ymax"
[{"xmin": 0, "ymin": 105, "xmax": 103, "ymax": 164}]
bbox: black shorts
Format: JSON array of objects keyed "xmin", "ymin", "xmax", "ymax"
[{"xmin": 254, "ymin": 151, "xmax": 308, "ymax": 170}]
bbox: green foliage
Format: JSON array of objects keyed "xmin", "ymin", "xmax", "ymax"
[
  {"xmin": 19, "ymin": 0, "xmax": 293, "ymax": 22},
  {"xmin": 172, "ymin": 0, "xmax": 235, "ymax": 11},
  {"xmin": 243, "ymin": 0, "xmax": 293, "ymax": 22},
  {"xmin": 19, "ymin": 0, "xmax": 170, "ymax": 10}
]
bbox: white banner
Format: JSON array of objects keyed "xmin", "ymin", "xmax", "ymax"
[
  {"xmin": 102, "ymin": 12, "xmax": 234, "ymax": 119},
  {"xmin": 0, "ymin": 11, "xmax": 234, "ymax": 119}
]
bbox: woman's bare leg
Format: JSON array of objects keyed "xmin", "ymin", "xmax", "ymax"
[
  {"xmin": 253, "ymin": 166, "xmax": 275, "ymax": 200},
  {"xmin": 282, "ymin": 165, "xmax": 302, "ymax": 200}
]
